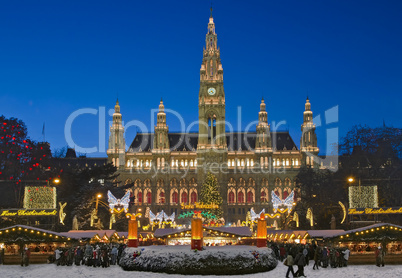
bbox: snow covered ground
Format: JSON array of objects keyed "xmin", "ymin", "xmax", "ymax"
[{"xmin": 1, "ymin": 263, "xmax": 402, "ymax": 278}]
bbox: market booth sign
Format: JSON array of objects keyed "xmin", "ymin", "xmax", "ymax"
[
  {"xmin": 0, "ymin": 209, "xmax": 57, "ymax": 217},
  {"xmin": 348, "ymin": 207, "xmax": 402, "ymax": 215}
]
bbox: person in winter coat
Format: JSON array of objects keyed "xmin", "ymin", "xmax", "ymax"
[
  {"xmin": 294, "ymin": 249, "xmax": 306, "ymax": 277},
  {"xmin": 313, "ymin": 246, "xmax": 320, "ymax": 270},
  {"xmin": 21, "ymin": 247, "xmax": 30, "ymax": 267},
  {"xmin": 303, "ymin": 246, "xmax": 309, "ymax": 266},
  {"xmin": 55, "ymin": 248, "xmax": 63, "ymax": 266},
  {"xmin": 322, "ymin": 247, "xmax": 328, "ymax": 267},
  {"xmin": 375, "ymin": 246, "xmax": 385, "ymax": 267},
  {"xmin": 111, "ymin": 246, "xmax": 118, "ymax": 265},
  {"xmin": 284, "ymin": 254, "xmax": 295, "ymax": 278},
  {"xmin": 342, "ymin": 248, "xmax": 350, "ymax": 267}
]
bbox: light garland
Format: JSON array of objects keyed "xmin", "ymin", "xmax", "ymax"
[
  {"xmin": 23, "ymin": 186, "xmax": 56, "ymax": 209},
  {"xmin": 348, "ymin": 185, "xmax": 378, "ymax": 208}
]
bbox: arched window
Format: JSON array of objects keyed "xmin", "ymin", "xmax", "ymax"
[
  {"xmin": 172, "ymin": 191, "xmax": 178, "ymax": 204},
  {"xmin": 283, "ymin": 191, "xmax": 289, "ymax": 200},
  {"xmin": 247, "ymin": 191, "xmax": 254, "ymax": 203},
  {"xmin": 146, "ymin": 191, "xmax": 152, "ymax": 203},
  {"xmin": 260, "ymin": 191, "xmax": 267, "ymax": 202},
  {"xmin": 228, "ymin": 191, "xmax": 235, "ymax": 204},
  {"xmin": 190, "ymin": 191, "xmax": 197, "ymax": 204},
  {"xmin": 159, "ymin": 191, "xmax": 165, "ymax": 204},
  {"xmin": 181, "ymin": 192, "xmax": 188, "ymax": 204},
  {"xmin": 238, "ymin": 191, "xmax": 244, "ymax": 203},
  {"xmin": 138, "ymin": 192, "xmax": 143, "ymax": 203}
]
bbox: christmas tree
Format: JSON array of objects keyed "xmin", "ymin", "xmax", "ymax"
[{"xmin": 200, "ymin": 172, "xmax": 223, "ymax": 220}]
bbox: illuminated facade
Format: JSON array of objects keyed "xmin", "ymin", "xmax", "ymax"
[{"xmin": 107, "ymin": 12, "xmax": 319, "ymax": 223}]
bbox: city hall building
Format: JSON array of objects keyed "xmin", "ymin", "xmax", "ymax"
[{"xmin": 106, "ymin": 12, "xmax": 319, "ymax": 223}]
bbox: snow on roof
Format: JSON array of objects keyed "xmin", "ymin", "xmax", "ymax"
[
  {"xmin": 61, "ymin": 230, "xmax": 118, "ymax": 239},
  {"xmin": 306, "ymin": 230, "xmax": 345, "ymax": 239},
  {"xmin": 154, "ymin": 228, "xmax": 191, "ymax": 238},
  {"xmin": 328, "ymin": 223, "xmax": 402, "ymax": 238},
  {"xmin": 154, "ymin": 226, "xmax": 253, "ymax": 238},
  {"xmin": 0, "ymin": 224, "xmax": 65, "ymax": 237},
  {"xmin": 208, "ymin": 226, "xmax": 253, "ymax": 237}
]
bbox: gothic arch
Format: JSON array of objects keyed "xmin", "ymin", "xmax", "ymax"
[
  {"xmin": 189, "ymin": 188, "xmax": 198, "ymax": 204},
  {"xmin": 134, "ymin": 188, "xmax": 143, "ymax": 204},
  {"xmin": 260, "ymin": 187, "xmax": 269, "ymax": 203},
  {"xmin": 125, "ymin": 178, "xmax": 132, "ymax": 185},
  {"xmin": 237, "ymin": 187, "xmax": 246, "ymax": 203},
  {"xmin": 274, "ymin": 177, "xmax": 282, "ymax": 186},
  {"xmin": 170, "ymin": 189, "xmax": 179, "ymax": 204},
  {"xmin": 134, "ymin": 179, "xmax": 142, "ymax": 187},
  {"xmin": 274, "ymin": 187, "xmax": 282, "ymax": 200},
  {"xmin": 189, "ymin": 178, "xmax": 197, "ymax": 187},
  {"xmin": 180, "ymin": 188, "xmax": 188, "ymax": 204},
  {"xmin": 157, "ymin": 188, "xmax": 165, "ymax": 204},
  {"xmin": 170, "ymin": 178, "xmax": 178, "ymax": 187}
]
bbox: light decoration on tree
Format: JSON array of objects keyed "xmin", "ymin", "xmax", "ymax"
[
  {"xmin": 271, "ymin": 190, "xmax": 294, "ymax": 213},
  {"xmin": 348, "ymin": 186, "xmax": 378, "ymax": 208},
  {"xmin": 23, "ymin": 186, "xmax": 56, "ymax": 209},
  {"xmin": 107, "ymin": 190, "xmax": 130, "ymax": 213},
  {"xmin": 250, "ymin": 208, "xmax": 265, "ymax": 221}
]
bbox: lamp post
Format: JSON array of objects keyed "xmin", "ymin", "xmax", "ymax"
[{"xmin": 96, "ymin": 194, "xmax": 102, "ymax": 211}]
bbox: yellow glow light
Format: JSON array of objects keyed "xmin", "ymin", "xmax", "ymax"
[{"xmin": 348, "ymin": 177, "xmax": 354, "ymax": 183}]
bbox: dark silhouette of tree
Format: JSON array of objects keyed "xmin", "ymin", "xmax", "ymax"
[{"xmin": 0, "ymin": 115, "xmax": 52, "ymax": 207}]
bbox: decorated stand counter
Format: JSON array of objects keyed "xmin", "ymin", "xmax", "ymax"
[{"xmin": 0, "ymin": 224, "xmax": 74, "ymax": 264}]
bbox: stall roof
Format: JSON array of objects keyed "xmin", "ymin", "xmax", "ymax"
[
  {"xmin": 327, "ymin": 223, "xmax": 402, "ymax": 239},
  {"xmin": 154, "ymin": 226, "xmax": 253, "ymax": 238},
  {"xmin": 61, "ymin": 230, "xmax": 118, "ymax": 239},
  {"xmin": 0, "ymin": 225, "xmax": 69, "ymax": 242},
  {"xmin": 266, "ymin": 229, "xmax": 345, "ymax": 240}
]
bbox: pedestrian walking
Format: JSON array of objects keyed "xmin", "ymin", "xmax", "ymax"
[
  {"xmin": 284, "ymin": 253, "xmax": 296, "ymax": 278},
  {"xmin": 294, "ymin": 249, "xmax": 306, "ymax": 277}
]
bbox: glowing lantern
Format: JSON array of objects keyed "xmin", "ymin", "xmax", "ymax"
[
  {"xmin": 191, "ymin": 218, "xmax": 203, "ymax": 250},
  {"xmin": 256, "ymin": 218, "xmax": 267, "ymax": 248},
  {"xmin": 127, "ymin": 214, "xmax": 138, "ymax": 247}
]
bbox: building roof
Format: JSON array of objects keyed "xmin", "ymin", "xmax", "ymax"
[{"xmin": 129, "ymin": 131, "xmax": 298, "ymax": 153}]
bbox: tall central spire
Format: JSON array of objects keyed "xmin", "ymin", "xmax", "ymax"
[{"xmin": 200, "ymin": 10, "xmax": 223, "ymax": 83}]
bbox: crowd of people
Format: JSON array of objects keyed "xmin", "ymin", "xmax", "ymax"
[
  {"xmin": 269, "ymin": 242, "xmax": 351, "ymax": 278},
  {"xmin": 51, "ymin": 244, "xmax": 126, "ymax": 268}
]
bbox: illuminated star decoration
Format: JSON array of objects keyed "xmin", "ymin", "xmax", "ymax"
[
  {"xmin": 250, "ymin": 208, "xmax": 265, "ymax": 221},
  {"xmin": 271, "ymin": 190, "xmax": 294, "ymax": 212},
  {"xmin": 107, "ymin": 190, "xmax": 130, "ymax": 213}
]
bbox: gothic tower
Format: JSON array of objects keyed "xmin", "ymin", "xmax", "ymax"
[
  {"xmin": 197, "ymin": 9, "xmax": 228, "ymax": 191},
  {"xmin": 153, "ymin": 99, "xmax": 170, "ymax": 169},
  {"xmin": 300, "ymin": 97, "xmax": 319, "ymax": 167},
  {"xmin": 255, "ymin": 98, "xmax": 272, "ymax": 165},
  {"xmin": 198, "ymin": 9, "xmax": 226, "ymax": 151},
  {"xmin": 107, "ymin": 99, "xmax": 126, "ymax": 168}
]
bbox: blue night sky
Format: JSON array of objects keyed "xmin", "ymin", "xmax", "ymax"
[{"xmin": 1, "ymin": 0, "xmax": 401, "ymax": 157}]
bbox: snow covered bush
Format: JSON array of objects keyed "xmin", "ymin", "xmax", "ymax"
[{"xmin": 119, "ymin": 245, "xmax": 277, "ymax": 275}]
